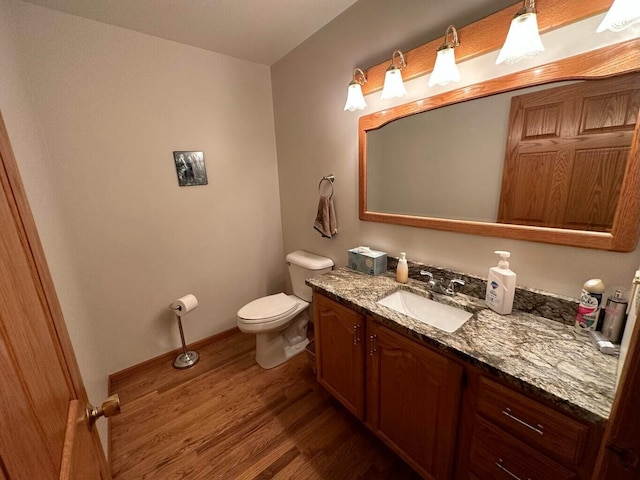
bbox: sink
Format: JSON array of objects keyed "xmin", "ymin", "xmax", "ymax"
[{"xmin": 377, "ymin": 289, "xmax": 473, "ymax": 333}]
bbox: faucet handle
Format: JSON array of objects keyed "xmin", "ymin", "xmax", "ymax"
[
  {"xmin": 420, "ymin": 271, "xmax": 439, "ymax": 290},
  {"xmin": 446, "ymin": 278, "xmax": 465, "ymax": 295}
]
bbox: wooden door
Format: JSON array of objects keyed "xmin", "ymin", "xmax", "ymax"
[
  {"xmin": 366, "ymin": 319, "xmax": 463, "ymax": 480},
  {"xmin": 0, "ymin": 112, "xmax": 109, "ymax": 479},
  {"xmin": 314, "ymin": 293, "xmax": 365, "ymax": 420},
  {"xmin": 497, "ymin": 73, "xmax": 639, "ymax": 231}
]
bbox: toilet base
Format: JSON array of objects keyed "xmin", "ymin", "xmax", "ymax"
[
  {"xmin": 255, "ymin": 315, "xmax": 310, "ymax": 369},
  {"xmin": 256, "ymin": 335, "xmax": 309, "ymax": 369}
]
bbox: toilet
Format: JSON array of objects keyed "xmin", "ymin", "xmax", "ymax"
[{"xmin": 237, "ymin": 250, "xmax": 333, "ymax": 369}]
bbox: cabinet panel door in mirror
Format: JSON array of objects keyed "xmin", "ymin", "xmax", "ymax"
[
  {"xmin": 366, "ymin": 319, "xmax": 463, "ymax": 480},
  {"xmin": 498, "ymin": 74, "xmax": 639, "ymax": 231}
]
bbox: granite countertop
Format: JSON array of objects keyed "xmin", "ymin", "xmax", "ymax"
[{"xmin": 307, "ymin": 267, "xmax": 619, "ymax": 424}]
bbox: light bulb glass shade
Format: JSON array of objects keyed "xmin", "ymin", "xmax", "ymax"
[
  {"xmin": 380, "ymin": 67, "xmax": 407, "ymax": 100},
  {"xmin": 496, "ymin": 12, "xmax": 545, "ymax": 65},
  {"xmin": 597, "ymin": 0, "xmax": 640, "ymax": 32},
  {"xmin": 344, "ymin": 82, "xmax": 367, "ymax": 111},
  {"xmin": 428, "ymin": 47, "xmax": 461, "ymax": 87}
]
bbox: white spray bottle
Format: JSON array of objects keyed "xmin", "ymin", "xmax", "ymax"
[{"xmin": 485, "ymin": 251, "xmax": 516, "ymax": 315}]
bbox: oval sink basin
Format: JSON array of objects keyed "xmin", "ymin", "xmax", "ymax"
[{"xmin": 377, "ymin": 289, "xmax": 472, "ymax": 333}]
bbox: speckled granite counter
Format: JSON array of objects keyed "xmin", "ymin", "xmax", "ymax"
[{"xmin": 307, "ymin": 267, "xmax": 619, "ymax": 424}]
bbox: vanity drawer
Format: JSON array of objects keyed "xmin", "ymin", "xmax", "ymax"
[
  {"xmin": 470, "ymin": 416, "xmax": 575, "ymax": 480},
  {"xmin": 477, "ymin": 377, "xmax": 588, "ymax": 467}
]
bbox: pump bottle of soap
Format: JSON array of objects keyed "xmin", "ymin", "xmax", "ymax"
[
  {"xmin": 485, "ymin": 251, "xmax": 516, "ymax": 315},
  {"xmin": 396, "ymin": 252, "xmax": 408, "ymax": 284}
]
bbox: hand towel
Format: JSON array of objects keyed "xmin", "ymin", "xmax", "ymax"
[{"xmin": 314, "ymin": 195, "xmax": 338, "ymax": 238}]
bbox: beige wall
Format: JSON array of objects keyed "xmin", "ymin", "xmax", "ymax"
[
  {"xmin": 0, "ymin": 0, "xmax": 113, "ymax": 444},
  {"xmin": 1, "ymin": 0, "xmax": 284, "ymax": 445},
  {"xmin": 272, "ymin": 0, "xmax": 640, "ymax": 299}
]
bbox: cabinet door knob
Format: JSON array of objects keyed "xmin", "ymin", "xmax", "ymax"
[
  {"xmin": 369, "ymin": 334, "xmax": 377, "ymax": 356},
  {"xmin": 353, "ymin": 324, "xmax": 360, "ymax": 345}
]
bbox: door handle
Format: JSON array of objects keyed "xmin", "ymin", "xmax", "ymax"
[{"xmin": 87, "ymin": 394, "xmax": 121, "ymax": 430}]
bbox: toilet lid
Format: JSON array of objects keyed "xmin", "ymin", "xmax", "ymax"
[{"xmin": 238, "ymin": 293, "xmax": 298, "ymax": 321}]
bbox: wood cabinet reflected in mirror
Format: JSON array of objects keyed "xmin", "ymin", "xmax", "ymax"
[
  {"xmin": 359, "ymin": 41, "xmax": 640, "ymax": 252},
  {"xmin": 498, "ymin": 74, "xmax": 639, "ymax": 232}
]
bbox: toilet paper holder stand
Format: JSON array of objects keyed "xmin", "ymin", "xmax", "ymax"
[{"xmin": 171, "ymin": 305, "xmax": 200, "ymax": 369}]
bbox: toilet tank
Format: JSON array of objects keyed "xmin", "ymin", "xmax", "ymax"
[{"xmin": 286, "ymin": 250, "xmax": 333, "ymax": 302}]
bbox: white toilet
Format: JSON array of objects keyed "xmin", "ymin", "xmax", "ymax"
[{"xmin": 237, "ymin": 250, "xmax": 333, "ymax": 369}]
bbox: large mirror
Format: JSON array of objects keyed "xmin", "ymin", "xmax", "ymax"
[{"xmin": 359, "ymin": 41, "xmax": 640, "ymax": 252}]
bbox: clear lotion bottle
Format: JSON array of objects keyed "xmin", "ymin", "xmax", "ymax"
[{"xmin": 485, "ymin": 251, "xmax": 516, "ymax": 315}]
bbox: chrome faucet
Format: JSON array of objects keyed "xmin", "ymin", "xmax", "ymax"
[
  {"xmin": 420, "ymin": 270, "xmax": 465, "ymax": 296},
  {"xmin": 446, "ymin": 278, "xmax": 465, "ymax": 296}
]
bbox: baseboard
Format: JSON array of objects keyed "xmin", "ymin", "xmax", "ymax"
[{"xmin": 108, "ymin": 326, "xmax": 240, "ymax": 387}]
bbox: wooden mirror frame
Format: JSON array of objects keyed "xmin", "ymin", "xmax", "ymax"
[{"xmin": 359, "ymin": 39, "xmax": 640, "ymax": 252}]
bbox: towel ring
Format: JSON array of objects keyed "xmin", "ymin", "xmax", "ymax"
[{"xmin": 318, "ymin": 174, "xmax": 335, "ymax": 199}]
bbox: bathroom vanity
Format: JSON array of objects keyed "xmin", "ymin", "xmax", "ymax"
[{"xmin": 308, "ymin": 267, "xmax": 617, "ymax": 480}]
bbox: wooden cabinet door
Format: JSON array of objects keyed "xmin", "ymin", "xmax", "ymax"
[
  {"xmin": 314, "ymin": 294, "xmax": 365, "ymax": 419},
  {"xmin": 0, "ymin": 112, "xmax": 109, "ymax": 478},
  {"xmin": 366, "ymin": 319, "xmax": 463, "ymax": 480}
]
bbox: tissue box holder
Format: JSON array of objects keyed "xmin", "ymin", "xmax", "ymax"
[{"xmin": 348, "ymin": 248, "xmax": 388, "ymax": 275}]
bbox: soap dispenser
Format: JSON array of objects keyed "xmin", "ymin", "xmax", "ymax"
[
  {"xmin": 396, "ymin": 252, "xmax": 408, "ymax": 284},
  {"xmin": 485, "ymin": 251, "xmax": 516, "ymax": 315}
]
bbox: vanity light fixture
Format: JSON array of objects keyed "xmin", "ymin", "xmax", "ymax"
[
  {"xmin": 597, "ymin": 0, "xmax": 640, "ymax": 32},
  {"xmin": 496, "ymin": 0, "xmax": 544, "ymax": 65},
  {"xmin": 380, "ymin": 50, "xmax": 408, "ymax": 100},
  {"xmin": 428, "ymin": 25, "xmax": 461, "ymax": 87},
  {"xmin": 343, "ymin": 68, "xmax": 368, "ymax": 111}
]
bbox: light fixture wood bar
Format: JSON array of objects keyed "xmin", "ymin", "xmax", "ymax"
[{"xmin": 361, "ymin": 0, "xmax": 611, "ymax": 95}]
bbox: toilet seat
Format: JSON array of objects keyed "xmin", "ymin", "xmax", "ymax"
[{"xmin": 238, "ymin": 293, "xmax": 298, "ymax": 323}]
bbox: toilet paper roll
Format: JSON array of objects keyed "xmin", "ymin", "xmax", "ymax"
[{"xmin": 170, "ymin": 294, "xmax": 198, "ymax": 317}]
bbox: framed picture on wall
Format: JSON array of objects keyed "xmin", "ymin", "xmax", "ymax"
[{"xmin": 173, "ymin": 151, "xmax": 208, "ymax": 186}]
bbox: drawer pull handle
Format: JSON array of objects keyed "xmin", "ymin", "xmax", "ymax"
[
  {"xmin": 495, "ymin": 459, "xmax": 531, "ymax": 480},
  {"xmin": 605, "ymin": 444, "xmax": 639, "ymax": 469},
  {"xmin": 502, "ymin": 407, "xmax": 544, "ymax": 435},
  {"xmin": 353, "ymin": 325, "xmax": 360, "ymax": 345}
]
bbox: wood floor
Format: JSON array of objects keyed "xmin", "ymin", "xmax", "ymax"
[{"xmin": 109, "ymin": 331, "xmax": 421, "ymax": 479}]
